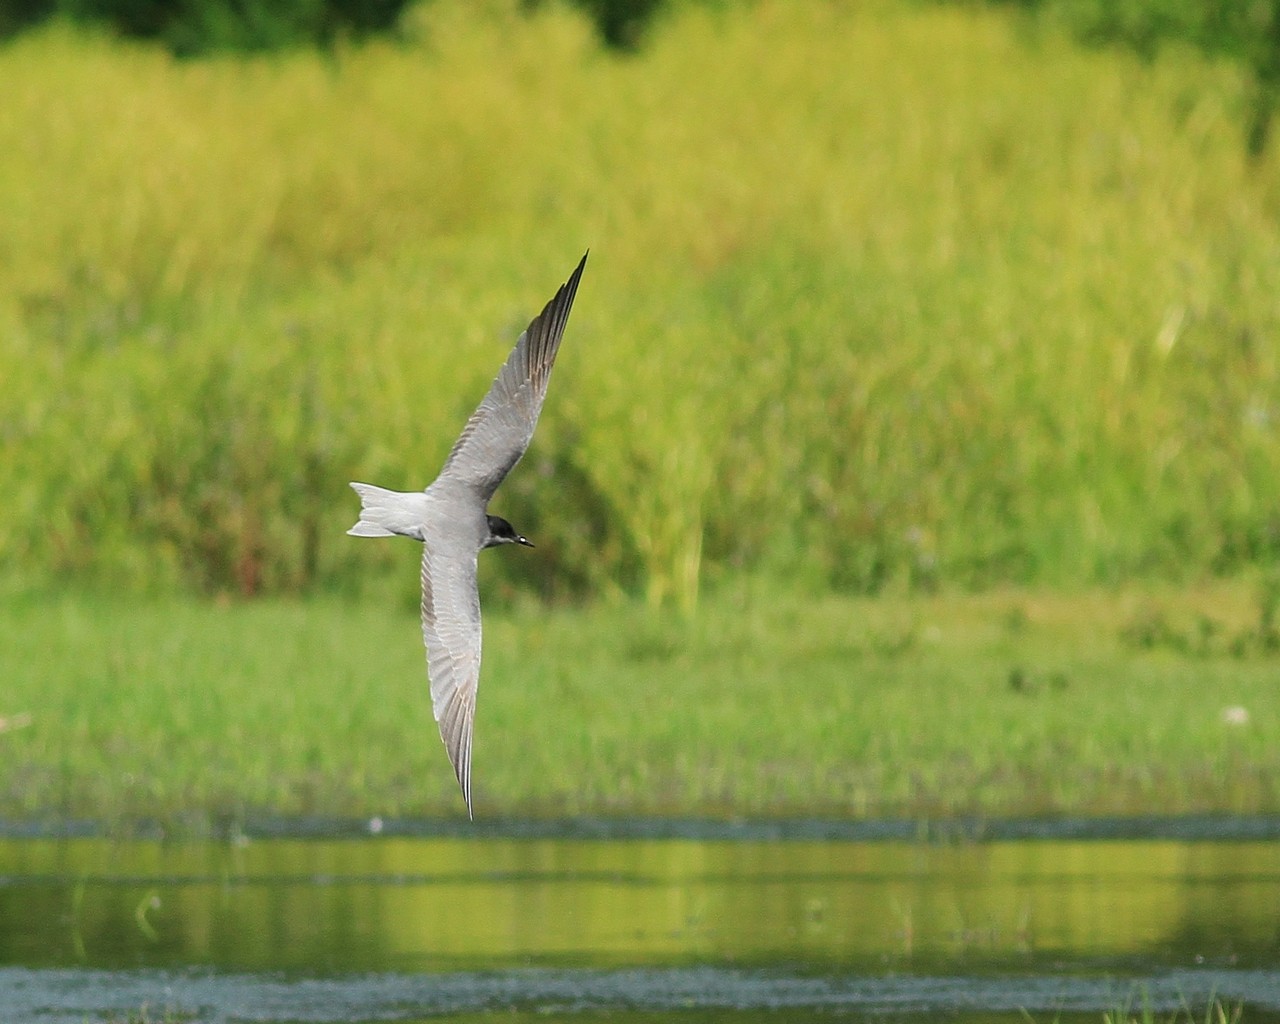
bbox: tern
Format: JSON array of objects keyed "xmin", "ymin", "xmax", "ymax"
[{"xmin": 347, "ymin": 253, "xmax": 587, "ymax": 817}]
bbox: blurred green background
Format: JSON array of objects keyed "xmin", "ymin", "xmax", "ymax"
[
  {"xmin": 2, "ymin": 0, "xmax": 1279, "ymax": 820},
  {"xmin": 2, "ymin": 0, "xmax": 1280, "ymax": 612}
]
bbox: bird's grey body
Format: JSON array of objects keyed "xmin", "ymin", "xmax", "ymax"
[{"xmin": 347, "ymin": 254, "xmax": 587, "ymax": 817}]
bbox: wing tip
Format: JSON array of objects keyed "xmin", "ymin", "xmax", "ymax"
[
  {"xmin": 435, "ymin": 687, "xmax": 477, "ymax": 821},
  {"xmin": 461, "ymin": 723, "xmax": 474, "ymax": 820},
  {"xmin": 540, "ymin": 250, "xmax": 589, "ymax": 329},
  {"xmin": 525, "ymin": 250, "xmax": 588, "ymax": 367},
  {"xmin": 563, "ymin": 250, "xmax": 588, "ymax": 306}
]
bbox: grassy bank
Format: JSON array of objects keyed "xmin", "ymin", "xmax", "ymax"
[
  {"xmin": 1, "ymin": 582, "xmax": 1276, "ymax": 825},
  {"xmin": 2, "ymin": 1, "xmax": 1280, "ymax": 607}
]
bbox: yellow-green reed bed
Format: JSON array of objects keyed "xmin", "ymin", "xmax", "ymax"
[
  {"xmin": 1, "ymin": 582, "xmax": 1276, "ymax": 823},
  {"xmin": 1, "ymin": 1, "xmax": 1279, "ymax": 608}
]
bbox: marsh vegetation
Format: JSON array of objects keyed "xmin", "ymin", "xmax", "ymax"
[{"xmin": 2, "ymin": 1, "xmax": 1279, "ymax": 614}]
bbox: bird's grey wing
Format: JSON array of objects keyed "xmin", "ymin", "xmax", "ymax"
[
  {"xmin": 439, "ymin": 252, "xmax": 586, "ymax": 499},
  {"xmin": 420, "ymin": 539, "xmax": 482, "ymax": 818}
]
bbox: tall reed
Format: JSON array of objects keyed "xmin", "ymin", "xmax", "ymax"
[{"xmin": 2, "ymin": 1, "xmax": 1278, "ymax": 605}]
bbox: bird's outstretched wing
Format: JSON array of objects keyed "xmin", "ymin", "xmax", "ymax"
[
  {"xmin": 420, "ymin": 541, "xmax": 481, "ymax": 817},
  {"xmin": 439, "ymin": 252, "xmax": 587, "ymax": 499}
]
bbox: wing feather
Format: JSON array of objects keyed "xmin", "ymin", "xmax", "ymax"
[
  {"xmin": 420, "ymin": 542, "xmax": 481, "ymax": 818},
  {"xmin": 410, "ymin": 254, "xmax": 587, "ymax": 818},
  {"xmin": 439, "ymin": 252, "xmax": 586, "ymax": 499}
]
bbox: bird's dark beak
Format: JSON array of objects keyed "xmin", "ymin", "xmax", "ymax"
[{"xmin": 517, "ymin": 535, "xmax": 534, "ymax": 548}]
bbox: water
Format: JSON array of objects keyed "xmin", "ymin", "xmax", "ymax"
[{"xmin": 1, "ymin": 822, "xmax": 1279, "ymax": 1022}]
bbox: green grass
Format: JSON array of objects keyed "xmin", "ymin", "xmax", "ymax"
[
  {"xmin": 1103, "ymin": 993, "xmax": 1244, "ymax": 1024},
  {"xmin": 3, "ymin": 0, "xmax": 1280, "ymax": 829},
  {"xmin": 2, "ymin": 580, "xmax": 1277, "ymax": 825},
  {"xmin": 99, "ymin": 1001, "xmax": 1248, "ymax": 1024},
  {"xmin": 97, "ymin": 1005, "xmax": 1251, "ymax": 1024},
  {"xmin": 2, "ymin": 1, "xmax": 1280, "ymax": 608}
]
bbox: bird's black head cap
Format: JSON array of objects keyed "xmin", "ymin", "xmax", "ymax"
[{"xmin": 485, "ymin": 515, "xmax": 534, "ymax": 548}]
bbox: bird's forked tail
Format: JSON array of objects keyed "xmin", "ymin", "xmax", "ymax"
[{"xmin": 347, "ymin": 482, "xmax": 429, "ymax": 540}]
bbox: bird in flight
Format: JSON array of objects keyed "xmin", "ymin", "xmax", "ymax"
[{"xmin": 347, "ymin": 253, "xmax": 587, "ymax": 817}]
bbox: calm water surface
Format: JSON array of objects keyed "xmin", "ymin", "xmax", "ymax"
[{"xmin": 1, "ymin": 827, "xmax": 1278, "ymax": 1022}]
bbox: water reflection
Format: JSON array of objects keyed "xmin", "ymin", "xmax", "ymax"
[{"xmin": 0, "ymin": 835, "xmax": 1276, "ymax": 975}]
